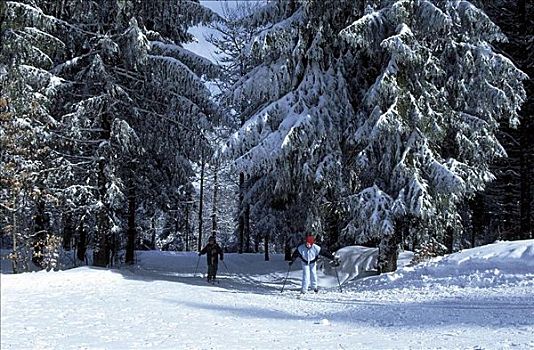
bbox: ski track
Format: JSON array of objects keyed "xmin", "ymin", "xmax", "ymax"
[{"xmin": 2, "ymin": 248, "xmax": 534, "ymax": 350}]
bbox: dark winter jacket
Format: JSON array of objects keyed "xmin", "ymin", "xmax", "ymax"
[
  {"xmin": 291, "ymin": 243, "xmax": 336, "ymax": 265},
  {"xmin": 199, "ymin": 243, "xmax": 223, "ymax": 266}
]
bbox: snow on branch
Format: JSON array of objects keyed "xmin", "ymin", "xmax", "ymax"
[
  {"xmin": 150, "ymin": 41, "xmax": 220, "ymax": 79},
  {"xmin": 343, "ymin": 185, "xmax": 395, "ymax": 242},
  {"xmin": 147, "ymin": 55, "xmax": 213, "ymax": 111},
  {"xmin": 449, "ymin": 0, "xmax": 506, "ymax": 42},
  {"xmin": 340, "ymin": 8, "xmax": 387, "ymax": 50},
  {"xmin": 247, "ymin": 7, "xmax": 304, "ymax": 58},
  {"xmin": 19, "ymin": 65, "xmax": 66, "ymax": 98}
]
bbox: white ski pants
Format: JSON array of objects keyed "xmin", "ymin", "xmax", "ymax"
[{"xmin": 301, "ymin": 261, "xmax": 317, "ymax": 293}]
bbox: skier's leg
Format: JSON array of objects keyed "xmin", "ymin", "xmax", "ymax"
[
  {"xmin": 207, "ymin": 264, "xmax": 211, "ymax": 281},
  {"xmin": 209, "ymin": 256, "xmax": 218, "ymax": 281},
  {"xmin": 210, "ymin": 262, "xmax": 217, "ymax": 281},
  {"xmin": 213, "ymin": 263, "xmax": 218, "ymax": 281},
  {"xmin": 310, "ymin": 262, "xmax": 318, "ymax": 292},
  {"xmin": 301, "ymin": 263, "xmax": 310, "ymax": 293}
]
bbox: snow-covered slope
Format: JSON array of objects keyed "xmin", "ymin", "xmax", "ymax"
[{"xmin": 2, "ymin": 240, "xmax": 533, "ymax": 349}]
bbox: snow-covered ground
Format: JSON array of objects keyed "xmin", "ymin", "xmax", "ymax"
[{"xmin": 2, "ymin": 240, "xmax": 534, "ymax": 349}]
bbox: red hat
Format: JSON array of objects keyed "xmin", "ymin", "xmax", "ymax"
[{"xmin": 306, "ymin": 236, "xmax": 315, "ymax": 245}]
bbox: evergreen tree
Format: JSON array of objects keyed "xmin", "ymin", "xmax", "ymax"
[
  {"xmin": 222, "ymin": 0, "xmax": 359, "ymax": 253},
  {"xmin": 1, "ymin": 0, "xmax": 222, "ymax": 269},
  {"xmin": 340, "ymin": 0, "xmax": 526, "ymax": 271},
  {"xmin": 1, "ymin": 0, "xmax": 72, "ymax": 270},
  {"xmin": 224, "ymin": 0, "xmax": 526, "ymax": 272}
]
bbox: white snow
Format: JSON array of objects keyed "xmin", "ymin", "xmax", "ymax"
[{"xmin": 2, "ymin": 240, "xmax": 534, "ymax": 349}]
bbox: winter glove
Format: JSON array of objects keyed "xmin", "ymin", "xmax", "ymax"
[
  {"xmin": 198, "ymin": 253, "xmax": 201, "ymax": 256},
  {"xmin": 288, "ymin": 260, "xmax": 294, "ymax": 266},
  {"xmin": 331, "ymin": 257, "xmax": 340, "ymax": 267}
]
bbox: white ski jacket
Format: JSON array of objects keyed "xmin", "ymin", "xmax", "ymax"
[{"xmin": 292, "ymin": 243, "xmax": 336, "ymax": 265}]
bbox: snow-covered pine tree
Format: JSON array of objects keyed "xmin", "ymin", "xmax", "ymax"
[
  {"xmin": 0, "ymin": 0, "xmax": 71, "ymax": 270},
  {"xmin": 340, "ymin": 0, "xmax": 527, "ymax": 272},
  {"xmin": 1, "ymin": 0, "xmax": 222, "ymax": 268},
  {"xmin": 123, "ymin": 1, "xmax": 222, "ymax": 256},
  {"xmin": 222, "ymin": 0, "xmax": 359, "ymax": 253},
  {"xmin": 61, "ymin": 0, "xmax": 221, "ymax": 264}
]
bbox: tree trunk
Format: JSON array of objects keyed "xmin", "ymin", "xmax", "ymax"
[
  {"xmin": 185, "ymin": 203, "xmax": 190, "ymax": 251},
  {"xmin": 110, "ymin": 229, "xmax": 118, "ymax": 267},
  {"xmin": 378, "ymin": 221, "xmax": 402, "ymax": 273},
  {"xmin": 470, "ymin": 194, "xmax": 485, "ymax": 246},
  {"xmin": 125, "ymin": 174, "xmax": 136, "ymax": 264},
  {"xmin": 444, "ymin": 226, "xmax": 454, "ymax": 253},
  {"xmin": 32, "ymin": 198, "xmax": 47, "ymax": 268},
  {"xmin": 197, "ymin": 151, "xmax": 205, "ymax": 252},
  {"xmin": 94, "ymin": 215, "xmax": 110, "ymax": 266},
  {"xmin": 11, "ymin": 193, "xmax": 18, "ymax": 274},
  {"xmin": 150, "ymin": 217, "xmax": 156, "ymax": 249},
  {"xmin": 238, "ymin": 172, "xmax": 244, "ymax": 254},
  {"xmin": 264, "ymin": 235, "xmax": 270, "ymax": 261},
  {"xmin": 76, "ymin": 219, "xmax": 87, "ymax": 263},
  {"xmin": 211, "ymin": 163, "xmax": 219, "ymax": 237},
  {"xmin": 254, "ymin": 233, "xmax": 259, "ymax": 253},
  {"xmin": 62, "ymin": 213, "xmax": 73, "ymax": 250},
  {"xmin": 245, "ymin": 204, "xmax": 251, "ymax": 252},
  {"xmin": 378, "ymin": 235, "xmax": 398, "ymax": 273},
  {"xmin": 93, "ymin": 112, "xmax": 111, "ymax": 267},
  {"xmin": 93, "ymin": 159, "xmax": 111, "ymax": 267}
]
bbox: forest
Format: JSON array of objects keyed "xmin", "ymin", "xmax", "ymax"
[{"xmin": 1, "ymin": 0, "xmax": 532, "ymax": 274}]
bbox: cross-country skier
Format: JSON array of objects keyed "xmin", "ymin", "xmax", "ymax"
[
  {"xmin": 199, "ymin": 236, "xmax": 224, "ymax": 283},
  {"xmin": 289, "ymin": 235, "xmax": 340, "ymax": 294}
]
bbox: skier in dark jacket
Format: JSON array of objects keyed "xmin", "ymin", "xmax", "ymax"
[
  {"xmin": 290, "ymin": 235, "xmax": 340, "ymax": 294},
  {"xmin": 199, "ymin": 236, "xmax": 224, "ymax": 282}
]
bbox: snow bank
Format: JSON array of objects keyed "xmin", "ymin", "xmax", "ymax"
[
  {"xmin": 330, "ymin": 246, "xmax": 413, "ymax": 283},
  {"xmin": 349, "ymin": 239, "xmax": 534, "ymax": 291}
]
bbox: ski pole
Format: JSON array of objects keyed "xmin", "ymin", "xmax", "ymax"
[
  {"xmin": 194, "ymin": 254, "xmax": 201, "ymax": 277},
  {"xmin": 280, "ymin": 262, "xmax": 292, "ymax": 293},
  {"xmin": 222, "ymin": 260, "xmax": 230, "ymax": 274},
  {"xmin": 333, "ymin": 265, "xmax": 343, "ymax": 293}
]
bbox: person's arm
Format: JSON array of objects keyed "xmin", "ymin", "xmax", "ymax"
[
  {"xmin": 218, "ymin": 245, "xmax": 224, "ymax": 260},
  {"xmin": 319, "ymin": 249, "xmax": 335, "ymax": 260},
  {"xmin": 289, "ymin": 247, "xmax": 300, "ymax": 264},
  {"xmin": 199, "ymin": 246, "xmax": 207, "ymax": 255},
  {"xmin": 319, "ymin": 247, "xmax": 339, "ymax": 265}
]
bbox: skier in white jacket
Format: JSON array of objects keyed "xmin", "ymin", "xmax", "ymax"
[{"xmin": 289, "ymin": 235, "xmax": 340, "ymax": 294}]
